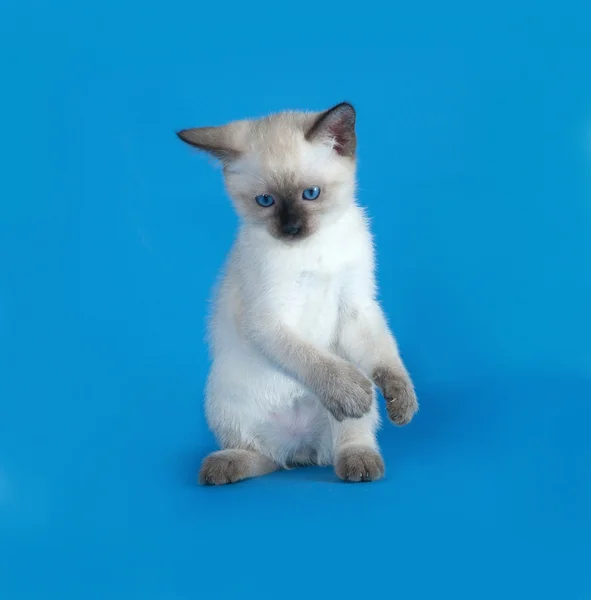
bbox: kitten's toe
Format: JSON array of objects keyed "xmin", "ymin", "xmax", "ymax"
[
  {"xmin": 335, "ymin": 446, "xmax": 385, "ymax": 483},
  {"xmin": 374, "ymin": 367, "xmax": 419, "ymax": 426},
  {"xmin": 386, "ymin": 387, "xmax": 418, "ymax": 426},
  {"xmin": 199, "ymin": 451, "xmax": 247, "ymax": 485}
]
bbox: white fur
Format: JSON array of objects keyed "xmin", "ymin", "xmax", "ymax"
[
  {"xmin": 206, "ymin": 200, "xmax": 401, "ymax": 466},
  {"xmin": 180, "ymin": 106, "xmax": 414, "ymax": 477}
]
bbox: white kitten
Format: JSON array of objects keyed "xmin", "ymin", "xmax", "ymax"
[{"xmin": 178, "ymin": 102, "xmax": 418, "ymax": 484}]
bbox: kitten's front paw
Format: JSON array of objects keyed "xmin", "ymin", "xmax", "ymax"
[
  {"xmin": 335, "ymin": 446, "xmax": 385, "ymax": 482},
  {"xmin": 373, "ymin": 366, "xmax": 418, "ymax": 426},
  {"xmin": 321, "ymin": 362, "xmax": 373, "ymax": 421}
]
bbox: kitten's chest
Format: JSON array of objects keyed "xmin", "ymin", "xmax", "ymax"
[
  {"xmin": 295, "ymin": 266, "xmax": 337, "ymax": 305},
  {"xmin": 284, "ymin": 257, "xmax": 344, "ymax": 343}
]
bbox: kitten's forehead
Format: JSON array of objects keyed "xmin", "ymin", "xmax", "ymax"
[{"xmin": 228, "ymin": 110, "xmax": 336, "ymax": 183}]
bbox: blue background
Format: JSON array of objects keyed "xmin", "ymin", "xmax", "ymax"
[{"xmin": 1, "ymin": 1, "xmax": 590, "ymax": 598}]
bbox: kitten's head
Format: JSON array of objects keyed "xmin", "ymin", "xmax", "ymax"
[{"xmin": 177, "ymin": 102, "xmax": 357, "ymax": 242}]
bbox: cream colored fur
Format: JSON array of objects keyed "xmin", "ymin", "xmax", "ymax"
[{"xmin": 178, "ymin": 103, "xmax": 418, "ymax": 484}]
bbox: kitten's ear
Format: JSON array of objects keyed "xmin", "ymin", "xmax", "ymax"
[
  {"xmin": 176, "ymin": 124, "xmax": 242, "ymax": 163},
  {"xmin": 305, "ymin": 102, "xmax": 356, "ymax": 157}
]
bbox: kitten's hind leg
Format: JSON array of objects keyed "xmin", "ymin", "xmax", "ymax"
[
  {"xmin": 331, "ymin": 400, "xmax": 384, "ymax": 483},
  {"xmin": 199, "ymin": 449, "xmax": 279, "ymax": 486}
]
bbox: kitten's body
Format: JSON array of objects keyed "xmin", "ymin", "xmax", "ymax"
[
  {"xmin": 178, "ymin": 103, "xmax": 418, "ymax": 484},
  {"xmin": 208, "ymin": 203, "xmax": 377, "ymax": 467}
]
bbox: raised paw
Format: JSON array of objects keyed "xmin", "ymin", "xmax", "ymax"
[
  {"xmin": 335, "ymin": 446, "xmax": 385, "ymax": 482},
  {"xmin": 320, "ymin": 361, "xmax": 373, "ymax": 421},
  {"xmin": 373, "ymin": 366, "xmax": 419, "ymax": 426}
]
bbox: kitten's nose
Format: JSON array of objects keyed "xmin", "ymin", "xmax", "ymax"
[{"xmin": 282, "ymin": 222, "xmax": 302, "ymax": 236}]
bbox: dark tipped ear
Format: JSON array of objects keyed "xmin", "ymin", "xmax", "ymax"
[
  {"xmin": 176, "ymin": 126, "xmax": 241, "ymax": 163},
  {"xmin": 305, "ymin": 102, "xmax": 356, "ymax": 157}
]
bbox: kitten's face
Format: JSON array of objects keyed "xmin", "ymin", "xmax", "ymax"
[{"xmin": 178, "ymin": 103, "xmax": 357, "ymax": 242}]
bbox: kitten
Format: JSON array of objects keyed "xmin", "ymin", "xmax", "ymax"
[{"xmin": 177, "ymin": 102, "xmax": 418, "ymax": 484}]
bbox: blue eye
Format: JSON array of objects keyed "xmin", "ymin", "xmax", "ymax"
[
  {"xmin": 255, "ymin": 194, "xmax": 275, "ymax": 207},
  {"xmin": 302, "ymin": 186, "xmax": 321, "ymax": 201}
]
